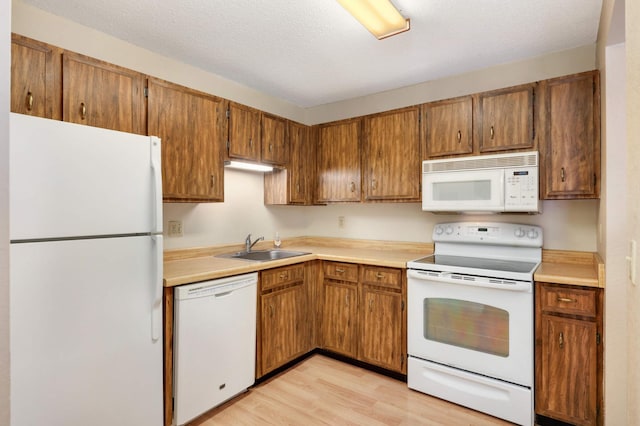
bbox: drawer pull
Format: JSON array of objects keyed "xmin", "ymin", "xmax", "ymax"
[
  {"xmin": 279, "ymin": 272, "xmax": 289, "ymax": 280},
  {"xmin": 335, "ymin": 268, "xmax": 345, "ymax": 274},
  {"xmin": 559, "ymin": 331, "xmax": 564, "ymax": 348},
  {"xmin": 376, "ymin": 273, "xmax": 384, "ymax": 279},
  {"xmin": 557, "ymin": 297, "xmax": 577, "ymax": 303}
]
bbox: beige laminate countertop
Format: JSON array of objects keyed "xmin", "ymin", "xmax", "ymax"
[
  {"xmin": 163, "ymin": 238, "xmax": 432, "ymax": 287},
  {"xmin": 164, "ymin": 238, "xmax": 605, "ymax": 289}
]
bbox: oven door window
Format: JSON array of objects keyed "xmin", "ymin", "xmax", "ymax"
[{"xmin": 423, "ymin": 298, "xmax": 509, "ymax": 357}]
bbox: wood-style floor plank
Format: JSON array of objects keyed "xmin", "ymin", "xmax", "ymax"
[{"xmin": 189, "ymin": 355, "xmax": 513, "ymax": 425}]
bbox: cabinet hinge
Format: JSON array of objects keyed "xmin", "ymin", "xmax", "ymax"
[
  {"xmin": 226, "ymin": 140, "xmax": 230, "ymax": 150},
  {"xmin": 143, "ymin": 87, "xmax": 149, "ymax": 98},
  {"xmin": 531, "ymin": 89, "xmax": 536, "ymax": 140},
  {"xmin": 401, "ymin": 300, "xmax": 405, "ymax": 311},
  {"xmin": 596, "ymin": 332, "xmax": 601, "ymax": 345},
  {"xmin": 594, "ymin": 173, "xmax": 597, "ymax": 188},
  {"xmin": 593, "ymin": 81, "xmax": 596, "ymax": 95},
  {"xmin": 226, "ymin": 108, "xmax": 230, "ymax": 119}
]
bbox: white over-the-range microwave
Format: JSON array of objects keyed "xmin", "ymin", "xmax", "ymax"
[{"xmin": 422, "ymin": 151, "xmax": 540, "ymax": 213}]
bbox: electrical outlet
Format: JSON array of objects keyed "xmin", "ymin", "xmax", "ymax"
[
  {"xmin": 168, "ymin": 220, "xmax": 183, "ymax": 237},
  {"xmin": 338, "ymin": 216, "xmax": 345, "ymax": 228}
]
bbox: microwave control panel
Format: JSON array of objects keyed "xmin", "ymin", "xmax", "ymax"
[{"xmin": 504, "ymin": 167, "xmax": 539, "ymax": 211}]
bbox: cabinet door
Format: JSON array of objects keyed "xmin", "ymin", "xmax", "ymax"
[
  {"xmin": 316, "ymin": 119, "xmax": 361, "ymax": 202},
  {"xmin": 288, "ymin": 122, "xmax": 313, "ymax": 204},
  {"xmin": 540, "ymin": 71, "xmax": 600, "ymax": 199},
  {"xmin": 62, "ymin": 52, "xmax": 145, "ymax": 134},
  {"xmin": 148, "ymin": 78, "xmax": 225, "ymax": 202},
  {"xmin": 228, "ymin": 102, "xmax": 261, "ymax": 162},
  {"xmin": 537, "ymin": 314, "xmax": 598, "ymax": 425},
  {"xmin": 321, "ymin": 281, "xmax": 358, "ymax": 357},
  {"xmin": 261, "ymin": 113, "xmax": 289, "ymax": 165},
  {"xmin": 423, "ymin": 96, "xmax": 473, "ymax": 158},
  {"xmin": 363, "ymin": 106, "xmax": 420, "ymax": 201},
  {"xmin": 478, "ymin": 84, "xmax": 535, "ymax": 153},
  {"xmin": 260, "ymin": 283, "xmax": 309, "ymax": 375},
  {"xmin": 11, "ymin": 34, "xmax": 61, "ymax": 119},
  {"xmin": 359, "ymin": 287, "xmax": 404, "ymax": 372}
]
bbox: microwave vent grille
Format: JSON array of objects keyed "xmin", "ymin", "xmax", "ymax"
[{"xmin": 423, "ymin": 151, "xmax": 538, "ymax": 173}]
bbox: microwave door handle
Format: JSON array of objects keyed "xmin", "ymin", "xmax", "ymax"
[
  {"xmin": 407, "ymin": 269, "xmax": 531, "ymax": 292},
  {"xmin": 499, "ymin": 171, "xmax": 505, "ymax": 207}
]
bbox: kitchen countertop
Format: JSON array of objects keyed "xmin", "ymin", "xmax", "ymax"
[{"xmin": 164, "ymin": 237, "xmax": 605, "ymax": 289}]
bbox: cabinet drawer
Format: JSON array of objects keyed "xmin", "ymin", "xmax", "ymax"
[
  {"xmin": 361, "ymin": 266, "xmax": 402, "ymax": 290},
  {"xmin": 323, "ymin": 262, "xmax": 359, "ymax": 283},
  {"xmin": 261, "ymin": 264, "xmax": 304, "ymax": 292},
  {"xmin": 539, "ymin": 283, "xmax": 597, "ymax": 318}
]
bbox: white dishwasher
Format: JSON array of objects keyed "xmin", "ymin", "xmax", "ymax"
[{"xmin": 173, "ymin": 272, "xmax": 257, "ymax": 426}]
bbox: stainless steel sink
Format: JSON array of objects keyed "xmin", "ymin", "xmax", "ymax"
[{"xmin": 216, "ymin": 249, "xmax": 310, "ymax": 262}]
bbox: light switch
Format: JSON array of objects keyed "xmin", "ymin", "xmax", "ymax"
[{"xmin": 627, "ymin": 239, "xmax": 637, "ymax": 285}]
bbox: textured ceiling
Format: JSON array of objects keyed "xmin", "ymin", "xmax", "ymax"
[{"xmin": 20, "ymin": 0, "xmax": 603, "ymax": 108}]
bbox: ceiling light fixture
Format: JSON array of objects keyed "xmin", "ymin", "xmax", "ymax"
[
  {"xmin": 224, "ymin": 160, "xmax": 274, "ymax": 173},
  {"xmin": 337, "ymin": 0, "xmax": 410, "ymax": 40}
]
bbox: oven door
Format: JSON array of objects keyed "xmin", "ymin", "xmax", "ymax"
[{"xmin": 407, "ymin": 269, "xmax": 532, "ymax": 386}]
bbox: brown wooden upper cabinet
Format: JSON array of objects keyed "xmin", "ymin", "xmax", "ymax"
[
  {"xmin": 316, "ymin": 118, "xmax": 362, "ymax": 203},
  {"xmin": 539, "ymin": 70, "xmax": 600, "ymax": 199},
  {"xmin": 477, "ymin": 83, "xmax": 535, "ymax": 153},
  {"xmin": 423, "ymin": 84, "xmax": 536, "ymax": 159},
  {"xmin": 264, "ymin": 122, "xmax": 314, "ymax": 205},
  {"xmin": 227, "ymin": 102, "xmax": 261, "ymax": 162},
  {"xmin": 423, "ymin": 96, "xmax": 473, "ymax": 158},
  {"xmin": 148, "ymin": 78, "xmax": 226, "ymax": 202},
  {"xmin": 62, "ymin": 51, "xmax": 146, "ymax": 134},
  {"xmin": 261, "ymin": 113, "xmax": 289, "ymax": 166},
  {"xmin": 362, "ymin": 106, "xmax": 421, "ymax": 201},
  {"xmin": 10, "ymin": 34, "xmax": 62, "ymax": 120}
]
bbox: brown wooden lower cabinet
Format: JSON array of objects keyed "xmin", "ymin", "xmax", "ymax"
[
  {"xmin": 535, "ymin": 282, "xmax": 603, "ymax": 426},
  {"xmin": 257, "ymin": 264, "xmax": 312, "ymax": 378}
]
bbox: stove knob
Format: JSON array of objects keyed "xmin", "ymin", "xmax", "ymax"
[
  {"xmin": 445, "ymin": 225, "xmax": 454, "ymax": 235},
  {"xmin": 514, "ymin": 228, "xmax": 526, "ymax": 238},
  {"xmin": 434, "ymin": 226, "xmax": 444, "ymax": 236},
  {"xmin": 527, "ymin": 229, "xmax": 539, "ymax": 239}
]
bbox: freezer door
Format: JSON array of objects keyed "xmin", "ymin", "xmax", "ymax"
[
  {"xmin": 10, "ymin": 113, "xmax": 162, "ymax": 240},
  {"xmin": 10, "ymin": 236, "xmax": 163, "ymax": 426}
]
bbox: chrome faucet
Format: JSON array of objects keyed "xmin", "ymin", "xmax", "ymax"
[{"xmin": 245, "ymin": 234, "xmax": 264, "ymax": 252}]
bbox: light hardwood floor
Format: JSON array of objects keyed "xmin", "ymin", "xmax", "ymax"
[{"xmin": 189, "ymin": 354, "xmax": 513, "ymax": 425}]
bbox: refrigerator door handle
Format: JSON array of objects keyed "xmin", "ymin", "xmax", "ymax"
[
  {"xmin": 151, "ymin": 234, "xmax": 163, "ymax": 342},
  {"xmin": 150, "ymin": 137, "xmax": 163, "ymax": 234}
]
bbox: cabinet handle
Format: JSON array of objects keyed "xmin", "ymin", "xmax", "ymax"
[
  {"xmin": 26, "ymin": 91, "xmax": 34, "ymax": 111},
  {"xmin": 210, "ymin": 175, "xmax": 216, "ymax": 187},
  {"xmin": 269, "ymin": 143, "xmax": 273, "ymax": 153},
  {"xmin": 350, "ymin": 182, "xmax": 356, "ymax": 192},
  {"xmin": 269, "ymin": 304, "xmax": 274, "ymax": 317},
  {"xmin": 490, "ymin": 125, "xmax": 494, "ymax": 139},
  {"xmin": 249, "ymin": 138, "xmax": 253, "ymax": 148},
  {"xmin": 369, "ymin": 298, "xmax": 374, "ymax": 311},
  {"xmin": 296, "ymin": 183, "xmax": 300, "ymax": 193},
  {"xmin": 557, "ymin": 296, "xmax": 577, "ymax": 303},
  {"xmin": 335, "ymin": 268, "xmax": 345, "ymax": 274},
  {"xmin": 371, "ymin": 178, "xmax": 377, "ymax": 190},
  {"xmin": 376, "ymin": 273, "xmax": 384, "ymax": 280},
  {"xmin": 561, "ymin": 167, "xmax": 566, "ymax": 182},
  {"xmin": 345, "ymin": 294, "xmax": 349, "ymax": 307},
  {"xmin": 80, "ymin": 102, "xmax": 86, "ymax": 120},
  {"xmin": 457, "ymin": 130, "xmax": 462, "ymax": 142},
  {"xmin": 559, "ymin": 331, "xmax": 564, "ymax": 348}
]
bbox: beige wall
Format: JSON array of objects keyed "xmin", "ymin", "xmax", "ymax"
[
  {"xmin": 626, "ymin": 0, "xmax": 640, "ymax": 421},
  {"xmin": 1, "ymin": 0, "xmax": 11, "ymax": 423}
]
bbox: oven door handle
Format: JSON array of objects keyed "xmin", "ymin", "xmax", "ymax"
[{"xmin": 407, "ymin": 269, "xmax": 532, "ymax": 292}]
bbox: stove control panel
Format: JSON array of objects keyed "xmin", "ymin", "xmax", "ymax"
[{"xmin": 432, "ymin": 222, "xmax": 543, "ymax": 247}]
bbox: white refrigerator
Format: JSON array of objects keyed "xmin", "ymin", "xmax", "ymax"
[{"xmin": 9, "ymin": 113, "xmax": 164, "ymax": 426}]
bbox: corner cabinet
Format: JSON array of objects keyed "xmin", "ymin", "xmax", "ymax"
[
  {"xmin": 362, "ymin": 106, "xmax": 421, "ymax": 201},
  {"xmin": 264, "ymin": 122, "xmax": 314, "ymax": 205},
  {"xmin": 147, "ymin": 78, "xmax": 225, "ymax": 202},
  {"xmin": 535, "ymin": 282, "xmax": 603, "ymax": 426},
  {"xmin": 539, "ymin": 71, "xmax": 600, "ymax": 199},
  {"xmin": 316, "ymin": 118, "xmax": 362, "ymax": 203},
  {"xmin": 227, "ymin": 102, "xmax": 261, "ymax": 162},
  {"xmin": 257, "ymin": 264, "xmax": 312, "ymax": 377},
  {"xmin": 10, "ymin": 34, "xmax": 61, "ymax": 119},
  {"xmin": 62, "ymin": 51, "xmax": 146, "ymax": 134}
]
